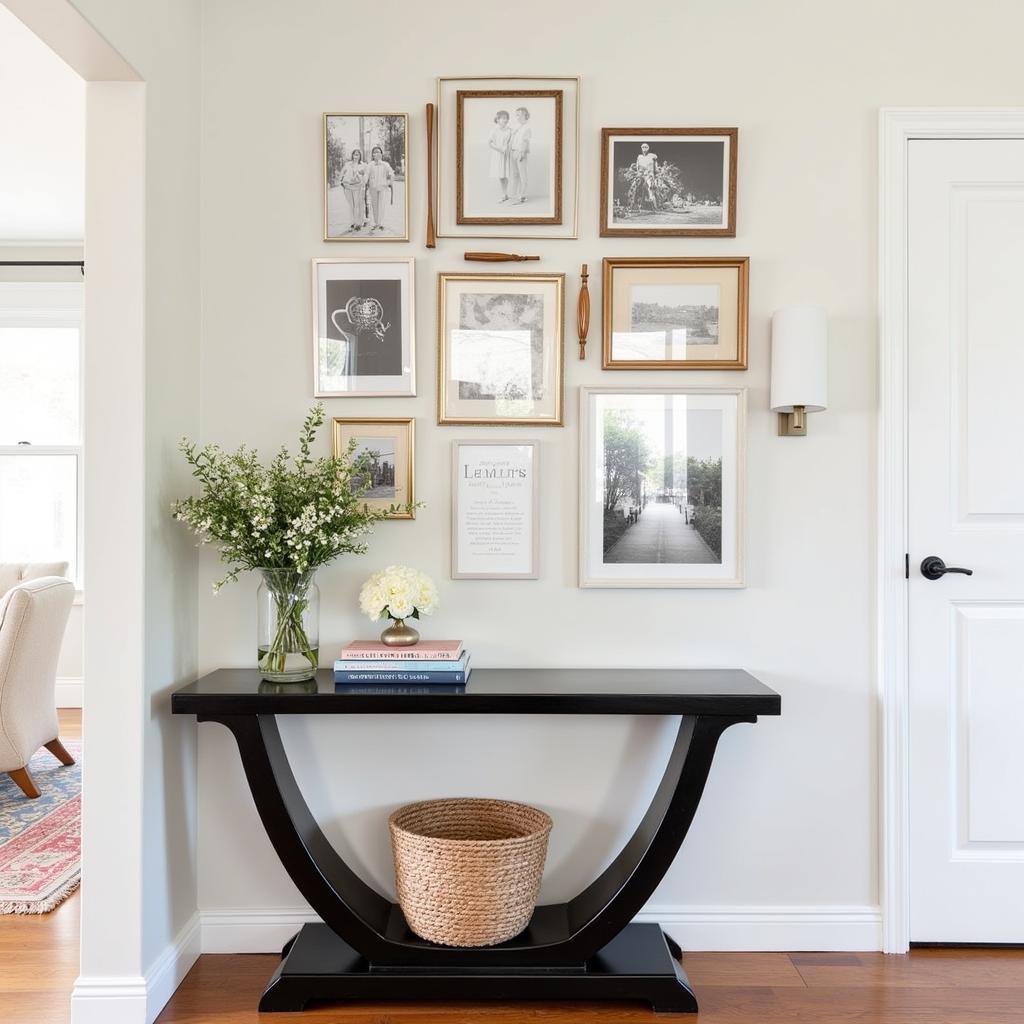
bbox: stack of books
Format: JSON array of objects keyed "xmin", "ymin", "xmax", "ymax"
[{"xmin": 334, "ymin": 641, "xmax": 470, "ymax": 693}]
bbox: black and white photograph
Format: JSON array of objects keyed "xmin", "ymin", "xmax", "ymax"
[
  {"xmin": 438, "ymin": 273, "xmax": 564, "ymax": 425},
  {"xmin": 313, "ymin": 258, "xmax": 415, "ymax": 397},
  {"xmin": 332, "ymin": 417, "xmax": 415, "ymax": 519},
  {"xmin": 600, "ymin": 128, "xmax": 737, "ymax": 237},
  {"xmin": 580, "ymin": 387, "xmax": 744, "ymax": 587},
  {"xmin": 603, "ymin": 257, "xmax": 749, "ymax": 370},
  {"xmin": 323, "ymin": 113, "xmax": 408, "ymax": 241},
  {"xmin": 456, "ymin": 90, "xmax": 562, "ymax": 225}
]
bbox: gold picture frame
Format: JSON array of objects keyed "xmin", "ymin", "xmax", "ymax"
[
  {"xmin": 455, "ymin": 89, "xmax": 563, "ymax": 226},
  {"xmin": 332, "ymin": 417, "xmax": 415, "ymax": 520},
  {"xmin": 602, "ymin": 256, "xmax": 749, "ymax": 371},
  {"xmin": 323, "ymin": 112, "xmax": 410, "ymax": 242},
  {"xmin": 600, "ymin": 127, "xmax": 738, "ymax": 238},
  {"xmin": 437, "ymin": 272, "xmax": 565, "ymax": 426}
]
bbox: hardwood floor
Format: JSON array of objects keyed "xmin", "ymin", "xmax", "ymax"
[{"xmin": 4, "ymin": 710, "xmax": 1023, "ymax": 1024}]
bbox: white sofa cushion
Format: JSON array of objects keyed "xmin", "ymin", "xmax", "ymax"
[{"xmin": 0, "ymin": 562, "xmax": 69, "ymax": 598}]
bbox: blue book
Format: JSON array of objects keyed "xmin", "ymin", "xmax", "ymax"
[
  {"xmin": 334, "ymin": 652, "xmax": 471, "ymax": 674},
  {"xmin": 335, "ymin": 684, "xmax": 467, "ymax": 695},
  {"xmin": 335, "ymin": 665, "xmax": 472, "ymax": 685}
]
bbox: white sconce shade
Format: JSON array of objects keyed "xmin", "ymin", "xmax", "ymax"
[{"xmin": 770, "ymin": 306, "xmax": 828, "ymax": 435}]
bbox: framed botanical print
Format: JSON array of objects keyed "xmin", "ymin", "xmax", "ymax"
[
  {"xmin": 602, "ymin": 257, "xmax": 748, "ymax": 370},
  {"xmin": 600, "ymin": 128, "xmax": 737, "ymax": 237},
  {"xmin": 437, "ymin": 76, "xmax": 580, "ymax": 239},
  {"xmin": 451, "ymin": 440, "xmax": 539, "ymax": 579},
  {"xmin": 437, "ymin": 272, "xmax": 565, "ymax": 426},
  {"xmin": 579, "ymin": 386, "xmax": 745, "ymax": 588},
  {"xmin": 312, "ymin": 257, "xmax": 415, "ymax": 397},
  {"xmin": 332, "ymin": 417, "xmax": 415, "ymax": 519},
  {"xmin": 323, "ymin": 113, "xmax": 409, "ymax": 241},
  {"xmin": 456, "ymin": 90, "xmax": 562, "ymax": 226}
]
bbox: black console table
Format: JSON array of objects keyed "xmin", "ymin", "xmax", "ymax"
[{"xmin": 171, "ymin": 668, "xmax": 780, "ymax": 1013}]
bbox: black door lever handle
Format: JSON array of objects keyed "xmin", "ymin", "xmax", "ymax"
[{"xmin": 920, "ymin": 556, "xmax": 974, "ymax": 581}]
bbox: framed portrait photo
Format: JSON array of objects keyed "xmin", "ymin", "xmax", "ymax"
[
  {"xmin": 323, "ymin": 112, "xmax": 409, "ymax": 241},
  {"xmin": 600, "ymin": 128, "xmax": 737, "ymax": 237},
  {"xmin": 451, "ymin": 440, "xmax": 539, "ymax": 579},
  {"xmin": 332, "ymin": 417, "xmax": 415, "ymax": 520},
  {"xmin": 602, "ymin": 256, "xmax": 749, "ymax": 370},
  {"xmin": 437, "ymin": 272, "xmax": 565, "ymax": 426},
  {"xmin": 437, "ymin": 76, "xmax": 580, "ymax": 239},
  {"xmin": 579, "ymin": 386, "xmax": 745, "ymax": 588},
  {"xmin": 456, "ymin": 90, "xmax": 562, "ymax": 225},
  {"xmin": 312, "ymin": 257, "xmax": 415, "ymax": 397}
]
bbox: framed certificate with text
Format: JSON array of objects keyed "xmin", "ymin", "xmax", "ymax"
[{"xmin": 451, "ymin": 440, "xmax": 539, "ymax": 579}]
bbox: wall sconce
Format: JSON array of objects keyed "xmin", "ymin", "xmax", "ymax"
[{"xmin": 770, "ymin": 306, "xmax": 828, "ymax": 436}]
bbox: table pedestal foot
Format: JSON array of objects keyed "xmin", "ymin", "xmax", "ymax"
[
  {"xmin": 664, "ymin": 932, "xmax": 683, "ymax": 960},
  {"xmin": 259, "ymin": 922, "xmax": 697, "ymax": 1013}
]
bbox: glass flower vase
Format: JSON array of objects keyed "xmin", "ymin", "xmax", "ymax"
[{"xmin": 257, "ymin": 568, "xmax": 319, "ymax": 682}]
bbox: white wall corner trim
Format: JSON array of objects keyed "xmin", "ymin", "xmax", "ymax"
[
  {"xmin": 200, "ymin": 904, "xmax": 882, "ymax": 956},
  {"xmin": 71, "ymin": 912, "xmax": 200, "ymax": 1024},
  {"xmin": 877, "ymin": 106, "xmax": 1024, "ymax": 956},
  {"xmin": 56, "ymin": 676, "xmax": 83, "ymax": 708}
]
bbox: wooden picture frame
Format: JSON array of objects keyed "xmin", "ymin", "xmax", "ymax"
[
  {"xmin": 601, "ymin": 256, "xmax": 749, "ymax": 370},
  {"xmin": 451, "ymin": 439, "xmax": 540, "ymax": 579},
  {"xmin": 323, "ymin": 113, "xmax": 409, "ymax": 242},
  {"xmin": 600, "ymin": 127, "xmax": 737, "ymax": 238},
  {"xmin": 332, "ymin": 417, "xmax": 415, "ymax": 520},
  {"xmin": 455, "ymin": 90, "xmax": 563, "ymax": 226},
  {"xmin": 579, "ymin": 386, "xmax": 745, "ymax": 588},
  {"xmin": 437, "ymin": 272, "xmax": 565, "ymax": 426}
]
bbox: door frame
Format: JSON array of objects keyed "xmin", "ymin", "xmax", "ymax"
[{"xmin": 878, "ymin": 107, "xmax": 1024, "ymax": 954}]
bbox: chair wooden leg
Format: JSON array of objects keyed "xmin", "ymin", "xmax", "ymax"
[
  {"xmin": 8, "ymin": 767, "xmax": 40, "ymax": 799},
  {"xmin": 44, "ymin": 738, "xmax": 75, "ymax": 766}
]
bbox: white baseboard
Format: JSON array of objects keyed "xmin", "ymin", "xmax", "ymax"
[
  {"xmin": 71, "ymin": 913, "xmax": 200, "ymax": 1024},
  {"xmin": 200, "ymin": 903, "xmax": 882, "ymax": 955},
  {"xmin": 56, "ymin": 675, "xmax": 83, "ymax": 708}
]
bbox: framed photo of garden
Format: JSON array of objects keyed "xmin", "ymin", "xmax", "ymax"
[
  {"xmin": 602, "ymin": 257, "xmax": 748, "ymax": 370},
  {"xmin": 579, "ymin": 386, "xmax": 745, "ymax": 588},
  {"xmin": 600, "ymin": 128, "xmax": 737, "ymax": 237}
]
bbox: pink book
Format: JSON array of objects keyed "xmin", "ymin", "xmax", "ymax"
[{"xmin": 339, "ymin": 640, "xmax": 464, "ymax": 661}]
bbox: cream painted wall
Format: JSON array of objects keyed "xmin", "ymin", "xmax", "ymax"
[{"xmin": 194, "ymin": 0, "xmax": 1024, "ymax": 948}]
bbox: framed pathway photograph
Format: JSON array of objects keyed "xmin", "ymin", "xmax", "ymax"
[
  {"xmin": 332, "ymin": 417, "xmax": 415, "ymax": 519},
  {"xmin": 437, "ymin": 76, "xmax": 580, "ymax": 239},
  {"xmin": 437, "ymin": 272, "xmax": 564, "ymax": 426},
  {"xmin": 312, "ymin": 257, "xmax": 415, "ymax": 397},
  {"xmin": 451, "ymin": 440, "xmax": 539, "ymax": 579},
  {"xmin": 579, "ymin": 386, "xmax": 745, "ymax": 588},
  {"xmin": 600, "ymin": 128, "xmax": 737, "ymax": 237},
  {"xmin": 456, "ymin": 90, "xmax": 562, "ymax": 225},
  {"xmin": 323, "ymin": 113, "xmax": 409, "ymax": 241},
  {"xmin": 602, "ymin": 257, "xmax": 748, "ymax": 370}
]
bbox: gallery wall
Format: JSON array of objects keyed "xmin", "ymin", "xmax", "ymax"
[{"xmin": 194, "ymin": 0, "xmax": 1024, "ymax": 950}]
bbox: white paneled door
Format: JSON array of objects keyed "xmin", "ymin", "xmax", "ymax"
[{"xmin": 908, "ymin": 139, "xmax": 1024, "ymax": 942}]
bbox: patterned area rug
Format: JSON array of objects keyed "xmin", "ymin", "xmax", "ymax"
[{"xmin": 0, "ymin": 741, "xmax": 81, "ymax": 913}]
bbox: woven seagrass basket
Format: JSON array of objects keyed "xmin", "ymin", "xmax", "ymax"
[{"xmin": 389, "ymin": 797, "xmax": 553, "ymax": 947}]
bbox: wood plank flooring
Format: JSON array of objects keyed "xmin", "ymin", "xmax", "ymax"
[{"xmin": 3, "ymin": 711, "xmax": 1024, "ymax": 1023}]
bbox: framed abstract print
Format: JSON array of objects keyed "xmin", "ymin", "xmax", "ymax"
[
  {"xmin": 451, "ymin": 440, "xmax": 539, "ymax": 579},
  {"xmin": 312, "ymin": 257, "xmax": 415, "ymax": 397},
  {"xmin": 579, "ymin": 386, "xmax": 745, "ymax": 588},
  {"xmin": 600, "ymin": 127, "xmax": 737, "ymax": 237},
  {"xmin": 323, "ymin": 113, "xmax": 409, "ymax": 241},
  {"xmin": 332, "ymin": 417, "xmax": 415, "ymax": 520},
  {"xmin": 437, "ymin": 272, "xmax": 565, "ymax": 426},
  {"xmin": 437, "ymin": 76, "xmax": 580, "ymax": 239},
  {"xmin": 602, "ymin": 257, "xmax": 748, "ymax": 370}
]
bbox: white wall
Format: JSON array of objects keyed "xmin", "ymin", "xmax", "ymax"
[{"xmin": 188, "ymin": 0, "xmax": 1024, "ymax": 952}]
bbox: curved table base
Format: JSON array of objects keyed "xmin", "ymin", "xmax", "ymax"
[{"xmin": 261, "ymin": 922, "xmax": 697, "ymax": 1014}]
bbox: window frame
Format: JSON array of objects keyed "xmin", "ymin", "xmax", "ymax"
[{"xmin": 0, "ymin": 282, "xmax": 85, "ymax": 593}]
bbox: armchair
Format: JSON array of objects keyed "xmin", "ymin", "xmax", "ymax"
[{"xmin": 0, "ymin": 570, "xmax": 75, "ymax": 798}]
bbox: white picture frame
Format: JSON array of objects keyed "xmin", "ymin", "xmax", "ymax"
[
  {"xmin": 451, "ymin": 440, "xmax": 540, "ymax": 579},
  {"xmin": 312, "ymin": 257, "xmax": 415, "ymax": 397},
  {"xmin": 579, "ymin": 386, "xmax": 745, "ymax": 588}
]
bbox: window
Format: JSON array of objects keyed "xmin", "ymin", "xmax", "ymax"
[{"xmin": 0, "ymin": 284, "xmax": 83, "ymax": 584}]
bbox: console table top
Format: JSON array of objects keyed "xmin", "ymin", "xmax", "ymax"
[{"xmin": 171, "ymin": 667, "xmax": 781, "ymax": 716}]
